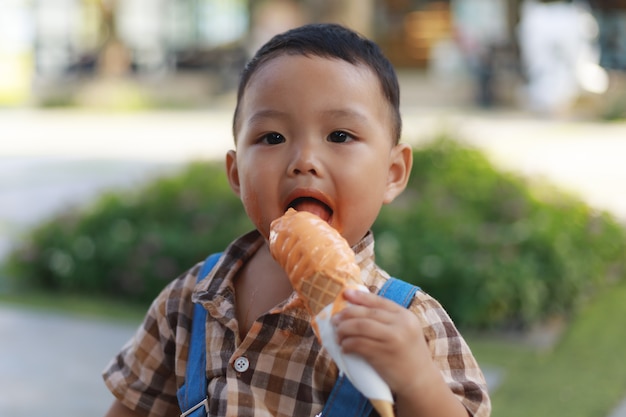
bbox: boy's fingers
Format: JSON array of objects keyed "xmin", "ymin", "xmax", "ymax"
[
  {"xmin": 332, "ymin": 302, "xmax": 399, "ymax": 328},
  {"xmin": 336, "ymin": 305, "xmax": 388, "ymax": 322},
  {"xmin": 342, "ymin": 288, "xmax": 401, "ymax": 310},
  {"xmin": 339, "ymin": 330, "xmax": 392, "ymax": 354}
]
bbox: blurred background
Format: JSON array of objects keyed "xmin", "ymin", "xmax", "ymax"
[
  {"xmin": 0, "ymin": 0, "xmax": 624, "ymax": 112},
  {"xmin": 1, "ymin": 1, "xmax": 626, "ymax": 417}
]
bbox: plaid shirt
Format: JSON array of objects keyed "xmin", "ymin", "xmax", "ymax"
[{"xmin": 103, "ymin": 230, "xmax": 491, "ymax": 417}]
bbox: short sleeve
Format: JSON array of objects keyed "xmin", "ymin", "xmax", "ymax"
[
  {"xmin": 102, "ymin": 268, "xmax": 199, "ymax": 417},
  {"xmin": 410, "ymin": 291, "xmax": 492, "ymax": 417}
]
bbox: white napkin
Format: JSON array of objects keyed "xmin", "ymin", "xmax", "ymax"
[{"xmin": 315, "ymin": 286, "xmax": 394, "ymax": 405}]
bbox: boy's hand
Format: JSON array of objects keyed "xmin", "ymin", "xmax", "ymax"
[
  {"xmin": 331, "ymin": 289, "xmax": 471, "ymax": 417},
  {"xmin": 330, "ymin": 288, "xmax": 433, "ymax": 398}
]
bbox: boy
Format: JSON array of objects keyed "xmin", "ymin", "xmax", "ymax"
[{"xmin": 103, "ymin": 23, "xmax": 491, "ymax": 417}]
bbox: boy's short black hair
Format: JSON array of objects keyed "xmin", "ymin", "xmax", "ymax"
[{"xmin": 233, "ymin": 23, "xmax": 402, "ymax": 143}]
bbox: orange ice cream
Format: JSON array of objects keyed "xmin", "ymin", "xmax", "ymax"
[{"xmin": 269, "ymin": 208, "xmax": 362, "ymax": 323}]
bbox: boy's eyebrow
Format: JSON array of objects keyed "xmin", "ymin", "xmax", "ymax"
[
  {"xmin": 320, "ymin": 108, "xmax": 370, "ymax": 122},
  {"xmin": 247, "ymin": 108, "xmax": 370, "ymax": 124},
  {"xmin": 247, "ymin": 109, "xmax": 289, "ymax": 125}
]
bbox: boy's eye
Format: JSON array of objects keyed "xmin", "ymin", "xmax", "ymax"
[
  {"xmin": 261, "ymin": 132, "xmax": 285, "ymax": 145},
  {"xmin": 328, "ymin": 131, "xmax": 352, "ymax": 143}
]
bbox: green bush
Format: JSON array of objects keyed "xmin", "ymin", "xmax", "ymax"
[
  {"xmin": 373, "ymin": 137, "xmax": 626, "ymax": 328},
  {"xmin": 5, "ymin": 137, "xmax": 626, "ymax": 328},
  {"xmin": 5, "ymin": 162, "xmax": 252, "ymax": 303}
]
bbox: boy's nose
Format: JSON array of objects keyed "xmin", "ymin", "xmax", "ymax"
[{"xmin": 288, "ymin": 141, "xmax": 320, "ymax": 176}]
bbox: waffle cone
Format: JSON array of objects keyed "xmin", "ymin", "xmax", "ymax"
[
  {"xmin": 298, "ymin": 271, "xmax": 345, "ymax": 316},
  {"xmin": 371, "ymin": 399, "xmax": 394, "ymax": 417}
]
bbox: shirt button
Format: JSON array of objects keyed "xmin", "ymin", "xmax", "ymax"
[{"xmin": 233, "ymin": 356, "xmax": 250, "ymax": 372}]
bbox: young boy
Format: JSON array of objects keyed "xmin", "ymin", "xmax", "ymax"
[{"xmin": 103, "ymin": 23, "xmax": 491, "ymax": 417}]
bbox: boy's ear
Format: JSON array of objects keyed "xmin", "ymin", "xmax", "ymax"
[
  {"xmin": 383, "ymin": 143, "xmax": 413, "ymax": 204},
  {"xmin": 225, "ymin": 150, "xmax": 241, "ymax": 197}
]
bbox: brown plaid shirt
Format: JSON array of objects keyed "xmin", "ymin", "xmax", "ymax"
[{"xmin": 103, "ymin": 230, "xmax": 491, "ymax": 417}]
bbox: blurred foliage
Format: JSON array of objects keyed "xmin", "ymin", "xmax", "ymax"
[
  {"xmin": 5, "ymin": 162, "xmax": 252, "ymax": 303},
  {"xmin": 469, "ymin": 281, "xmax": 626, "ymax": 417},
  {"xmin": 374, "ymin": 137, "xmax": 626, "ymax": 329},
  {"xmin": 5, "ymin": 137, "xmax": 626, "ymax": 329}
]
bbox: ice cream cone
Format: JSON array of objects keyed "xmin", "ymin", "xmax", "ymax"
[
  {"xmin": 371, "ymin": 399, "xmax": 394, "ymax": 417},
  {"xmin": 269, "ymin": 208, "xmax": 361, "ymax": 320},
  {"xmin": 269, "ymin": 209, "xmax": 395, "ymax": 416},
  {"xmin": 299, "ymin": 271, "xmax": 345, "ymax": 316}
]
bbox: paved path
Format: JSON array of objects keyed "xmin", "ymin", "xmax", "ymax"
[
  {"xmin": 0, "ymin": 305, "xmax": 137, "ymax": 417},
  {"xmin": 1, "ymin": 101, "xmax": 626, "ymax": 416},
  {"xmin": 402, "ymin": 109, "xmax": 626, "ymax": 223}
]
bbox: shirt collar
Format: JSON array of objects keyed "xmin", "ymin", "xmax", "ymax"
[{"xmin": 193, "ymin": 229, "xmax": 385, "ymax": 305}]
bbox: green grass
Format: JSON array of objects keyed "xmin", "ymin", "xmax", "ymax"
[
  {"xmin": 467, "ymin": 281, "xmax": 626, "ymax": 417},
  {"xmin": 0, "ymin": 291, "xmax": 147, "ymax": 324}
]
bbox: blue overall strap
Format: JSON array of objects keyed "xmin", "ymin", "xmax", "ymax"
[
  {"xmin": 320, "ymin": 277, "xmax": 420, "ymax": 417},
  {"xmin": 176, "ymin": 253, "xmax": 222, "ymax": 417}
]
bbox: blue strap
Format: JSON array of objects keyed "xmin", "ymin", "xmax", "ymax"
[
  {"xmin": 320, "ymin": 277, "xmax": 420, "ymax": 417},
  {"xmin": 177, "ymin": 259, "xmax": 419, "ymax": 417},
  {"xmin": 176, "ymin": 253, "xmax": 222, "ymax": 417},
  {"xmin": 377, "ymin": 277, "xmax": 420, "ymax": 309}
]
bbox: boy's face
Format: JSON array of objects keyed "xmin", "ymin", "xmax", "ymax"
[{"xmin": 226, "ymin": 55, "xmax": 411, "ymax": 246}]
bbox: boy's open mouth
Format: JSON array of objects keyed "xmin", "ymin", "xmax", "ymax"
[{"xmin": 288, "ymin": 197, "xmax": 332, "ymax": 223}]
